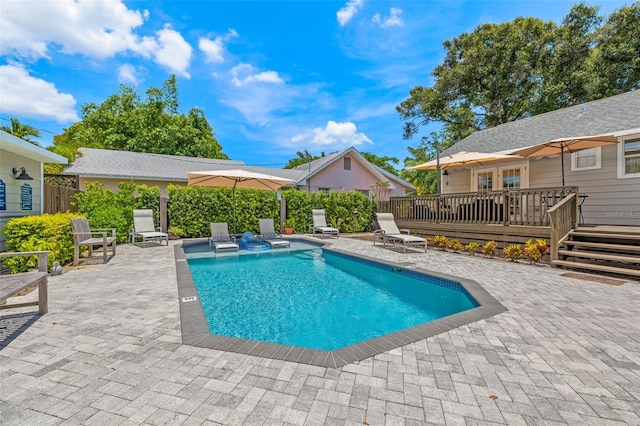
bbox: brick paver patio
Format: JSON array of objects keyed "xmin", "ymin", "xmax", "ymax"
[{"xmin": 1, "ymin": 237, "xmax": 639, "ymax": 425}]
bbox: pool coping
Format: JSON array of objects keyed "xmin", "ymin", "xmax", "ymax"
[{"xmin": 175, "ymin": 237, "xmax": 507, "ymax": 368}]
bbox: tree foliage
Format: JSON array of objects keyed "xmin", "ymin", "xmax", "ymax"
[
  {"xmin": 360, "ymin": 152, "xmax": 400, "ymax": 176},
  {"xmin": 1, "ymin": 117, "xmax": 41, "ymax": 145},
  {"xmin": 48, "ymin": 75, "xmax": 227, "ymax": 170},
  {"xmin": 283, "ymin": 149, "xmax": 324, "ymax": 169}
]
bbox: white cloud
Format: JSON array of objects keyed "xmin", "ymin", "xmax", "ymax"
[
  {"xmin": 0, "ymin": 1, "xmax": 193, "ymax": 76},
  {"xmin": 293, "ymin": 121, "xmax": 372, "ymax": 149},
  {"xmin": 337, "ymin": 0, "xmax": 366, "ymax": 26},
  {"xmin": 372, "ymin": 8, "xmax": 404, "ymax": 28},
  {"xmin": 117, "ymin": 64, "xmax": 140, "ymax": 85},
  {"xmin": 0, "ymin": 0, "xmax": 146, "ymax": 59},
  {"xmin": 230, "ymin": 63, "xmax": 284, "ymax": 87},
  {"xmin": 0, "ymin": 65, "xmax": 78, "ymax": 122},
  {"xmin": 152, "ymin": 25, "xmax": 192, "ymax": 78},
  {"xmin": 199, "ymin": 29, "xmax": 238, "ymax": 63}
]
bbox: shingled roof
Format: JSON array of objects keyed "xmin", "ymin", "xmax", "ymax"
[
  {"xmin": 65, "ymin": 148, "xmax": 305, "ymax": 182},
  {"xmin": 444, "ymin": 90, "xmax": 640, "ymax": 155}
]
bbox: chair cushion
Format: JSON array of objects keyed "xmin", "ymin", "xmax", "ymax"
[
  {"xmin": 211, "ymin": 236, "xmax": 230, "ymax": 242},
  {"xmin": 263, "ymin": 232, "xmax": 278, "ymax": 240}
]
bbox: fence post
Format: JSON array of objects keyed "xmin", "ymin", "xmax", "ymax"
[{"xmin": 159, "ymin": 197, "xmax": 168, "ymax": 232}]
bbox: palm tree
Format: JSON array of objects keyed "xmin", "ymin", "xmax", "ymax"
[{"xmin": 1, "ymin": 118, "xmax": 41, "ymax": 146}]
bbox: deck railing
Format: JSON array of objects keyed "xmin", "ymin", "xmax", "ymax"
[
  {"xmin": 379, "ymin": 186, "xmax": 578, "ymax": 227},
  {"xmin": 547, "ymin": 192, "xmax": 578, "ymax": 261}
]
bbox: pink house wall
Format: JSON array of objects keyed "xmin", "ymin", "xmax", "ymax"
[{"xmin": 302, "ymin": 156, "xmax": 408, "ymax": 199}]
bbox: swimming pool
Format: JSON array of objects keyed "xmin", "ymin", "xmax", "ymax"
[
  {"xmin": 188, "ymin": 249, "xmax": 477, "ymax": 351},
  {"xmin": 175, "ymin": 238, "xmax": 507, "ymax": 368}
]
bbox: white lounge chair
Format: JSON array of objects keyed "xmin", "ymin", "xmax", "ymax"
[
  {"xmin": 310, "ymin": 209, "xmax": 339, "ymax": 238},
  {"xmin": 132, "ymin": 209, "xmax": 169, "ymax": 247},
  {"xmin": 374, "ymin": 213, "xmax": 427, "ymax": 253},
  {"xmin": 258, "ymin": 218, "xmax": 290, "ymax": 249},
  {"xmin": 209, "ymin": 222, "xmax": 239, "ymax": 252}
]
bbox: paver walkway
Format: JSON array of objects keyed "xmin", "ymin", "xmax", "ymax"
[{"xmin": 1, "ymin": 238, "xmax": 639, "ymax": 425}]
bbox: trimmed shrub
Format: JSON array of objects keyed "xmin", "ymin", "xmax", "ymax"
[
  {"xmin": 524, "ymin": 238, "xmax": 549, "ymax": 263},
  {"xmin": 448, "ymin": 239, "xmax": 464, "ymax": 251},
  {"xmin": 481, "ymin": 240, "xmax": 498, "ymax": 256},
  {"xmin": 433, "ymin": 235, "xmax": 448, "ymax": 249},
  {"xmin": 2, "ymin": 212, "xmax": 83, "ymax": 272},
  {"xmin": 503, "ymin": 244, "xmax": 523, "ymax": 261},
  {"xmin": 464, "ymin": 241, "xmax": 479, "ymax": 254}
]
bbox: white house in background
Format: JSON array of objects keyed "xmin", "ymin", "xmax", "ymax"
[
  {"xmin": 438, "ymin": 90, "xmax": 640, "ymax": 226},
  {"xmin": 64, "ymin": 146, "xmax": 413, "ymax": 199},
  {"xmin": 0, "ymin": 130, "xmax": 68, "ymax": 251}
]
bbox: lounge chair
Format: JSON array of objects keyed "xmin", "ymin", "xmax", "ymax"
[
  {"xmin": 132, "ymin": 209, "xmax": 169, "ymax": 247},
  {"xmin": 209, "ymin": 222, "xmax": 239, "ymax": 252},
  {"xmin": 310, "ymin": 209, "xmax": 339, "ymax": 238},
  {"xmin": 71, "ymin": 218, "xmax": 117, "ymax": 265},
  {"xmin": 258, "ymin": 219, "xmax": 290, "ymax": 249},
  {"xmin": 373, "ymin": 213, "xmax": 427, "ymax": 253}
]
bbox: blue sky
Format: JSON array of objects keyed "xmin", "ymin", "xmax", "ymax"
[{"xmin": 0, "ymin": 0, "xmax": 630, "ymax": 169}]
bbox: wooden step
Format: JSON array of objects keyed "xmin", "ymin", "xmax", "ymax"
[
  {"xmin": 575, "ymin": 226, "xmax": 640, "ymax": 236},
  {"xmin": 558, "ymin": 250, "xmax": 640, "ymax": 264},
  {"xmin": 563, "ymin": 241, "xmax": 640, "ymax": 253},
  {"xmin": 570, "ymin": 231, "xmax": 640, "ymax": 241},
  {"xmin": 552, "ymin": 260, "xmax": 640, "ymax": 277}
]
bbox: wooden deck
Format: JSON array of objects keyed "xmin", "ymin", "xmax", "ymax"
[{"xmin": 395, "ymin": 220, "xmax": 551, "ymax": 249}]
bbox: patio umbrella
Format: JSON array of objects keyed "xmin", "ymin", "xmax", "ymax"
[
  {"xmin": 187, "ymin": 169, "xmax": 295, "ymax": 235},
  {"xmin": 407, "ymin": 151, "xmax": 522, "ymax": 170},
  {"xmin": 510, "ymin": 133, "xmax": 618, "ymax": 186}
]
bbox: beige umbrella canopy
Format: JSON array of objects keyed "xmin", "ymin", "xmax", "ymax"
[
  {"xmin": 187, "ymin": 169, "xmax": 296, "ymax": 235},
  {"xmin": 408, "ymin": 151, "xmax": 522, "ymax": 170},
  {"xmin": 510, "ymin": 133, "xmax": 618, "ymax": 186}
]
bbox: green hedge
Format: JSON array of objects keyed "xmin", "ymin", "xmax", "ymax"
[
  {"xmin": 283, "ymin": 189, "xmax": 376, "ymax": 233},
  {"xmin": 2, "ymin": 212, "xmax": 84, "ymax": 273},
  {"xmin": 167, "ymin": 185, "xmax": 281, "ymax": 237},
  {"xmin": 166, "ymin": 186, "xmax": 376, "ymax": 238}
]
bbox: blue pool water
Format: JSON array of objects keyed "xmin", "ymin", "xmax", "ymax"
[{"xmin": 187, "ymin": 249, "xmax": 478, "ymax": 351}]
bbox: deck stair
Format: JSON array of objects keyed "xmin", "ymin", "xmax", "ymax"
[{"xmin": 553, "ymin": 226, "xmax": 640, "ymax": 278}]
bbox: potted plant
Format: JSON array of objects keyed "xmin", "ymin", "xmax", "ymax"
[
  {"xmin": 167, "ymin": 226, "xmax": 184, "ymax": 240},
  {"xmin": 283, "ymin": 218, "xmax": 295, "ymax": 234}
]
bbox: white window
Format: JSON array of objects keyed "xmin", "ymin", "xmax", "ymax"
[
  {"xmin": 617, "ymin": 137, "xmax": 640, "ymax": 178},
  {"xmin": 476, "ymin": 171, "xmax": 493, "ymax": 192},
  {"xmin": 571, "ymin": 147, "xmax": 601, "ymax": 171}
]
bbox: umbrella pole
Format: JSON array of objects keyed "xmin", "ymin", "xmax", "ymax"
[
  {"xmin": 232, "ymin": 182, "xmax": 237, "ymax": 237},
  {"xmin": 561, "ymin": 144, "xmax": 565, "ymax": 188}
]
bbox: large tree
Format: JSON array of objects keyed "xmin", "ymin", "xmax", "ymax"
[
  {"xmin": 49, "ymin": 75, "xmax": 227, "ymax": 166},
  {"xmin": 1, "ymin": 118, "xmax": 41, "ymax": 146}
]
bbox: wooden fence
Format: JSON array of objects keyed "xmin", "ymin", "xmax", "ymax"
[{"xmin": 44, "ymin": 183, "xmax": 80, "ymax": 214}]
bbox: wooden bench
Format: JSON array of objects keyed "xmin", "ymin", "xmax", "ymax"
[{"xmin": 0, "ymin": 251, "xmax": 48, "ymax": 315}]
